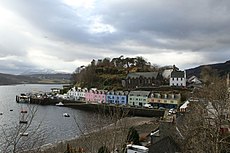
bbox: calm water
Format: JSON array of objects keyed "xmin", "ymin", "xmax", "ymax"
[{"xmin": 0, "ymin": 84, "xmax": 105, "ymax": 151}]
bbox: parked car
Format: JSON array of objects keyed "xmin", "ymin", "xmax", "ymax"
[
  {"xmin": 169, "ymin": 108, "xmax": 176, "ymax": 114},
  {"xmin": 159, "ymin": 107, "xmax": 165, "ymax": 110},
  {"xmin": 143, "ymin": 104, "xmax": 153, "ymax": 109}
]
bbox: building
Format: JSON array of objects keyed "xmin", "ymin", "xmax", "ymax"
[
  {"xmin": 126, "ymin": 144, "xmax": 149, "ymax": 153},
  {"xmin": 66, "ymin": 87, "xmax": 77, "ymax": 100},
  {"xmin": 51, "ymin": 88, "xmax": 61, "ymax": 94},
  {"xmin": 187, "ymin": 75, "xmax": 202, "ymax": 88},
  {"xmin": 128, "ymin": 91, "xmax": 150, "ymax": 107},
  {"xmin": 148, "ymin": 92, "xmax": 181, "ymax": 109},
  {"xmin": 179, "ymin": 100, "xmax": 190, "ymax": 112},
  {"xmin": 85, "ymin": 88, "xmax": 107, "ymax": 103},
  {"xmin": 170, "ymin": 70, "xmax": 186, "ymax": 87},
  {"xmin": 124, "ymin": 72, "xmax": 162, "ymax": 89},
  {"xmin": 106, "ymin": 91, "xmax": 129, "ymax": 105},
  {"xmin": 75, "ymin": 87, "xmax": 88, "ymax": 101}
]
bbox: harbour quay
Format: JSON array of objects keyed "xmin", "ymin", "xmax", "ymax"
[{"xmin": 16, "ymin": 94, "xmax": 165, "ymax": 117}]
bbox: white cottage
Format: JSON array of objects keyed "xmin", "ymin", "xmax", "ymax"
[
  {"xmin": 170, "ymin": 70, "xmax": 186, "ymax": 87},
  {"xmin": 67, "ymin": 87, "xmax": 77, "ymax": 100}
]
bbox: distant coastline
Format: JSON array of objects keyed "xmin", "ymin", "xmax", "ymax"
[{"xmin": 0, "ymin": 73, "xmax": 71, "ymax": 85}]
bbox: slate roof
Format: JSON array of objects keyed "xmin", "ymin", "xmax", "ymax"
[
  {"xmin": 129, "ymin": 91, "xmax": 150, "ymax": 97},
  {"xmin": 148, "ymin": 136, "xmax": 181, "ymax": 153},
  {"xmin": 107, "ymin": 91, "xmax": 129, "ymax": 96},
  {"xmin": 171, "ymin": 70, "xmax": 185, "ymax": 78},
  {"xmin": 126, "ymin": 72, "xmax": 159, "ymax": 79}
]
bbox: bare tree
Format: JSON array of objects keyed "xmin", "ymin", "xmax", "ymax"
[
  {"xmin": 66, "ymin": 105, "xmax": 130, "ymax": 153},
  {"xmin": 0, "ymin": 105, "xmax": 47, "ymax": 153},
  {"xmin": 178, "ymin": 77, "xmax": 230, "ymax": 153}
]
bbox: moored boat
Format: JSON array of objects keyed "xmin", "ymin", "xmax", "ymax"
[
  {"xmin": 56, "ymin": 102, "xmax": 64, "ymax": 106},
  {"xmin": 63, "ymin": 113, "xmax": 70, "ymax": 117},
  {"xmin": 16, "ymin": 93, "xmax": 30, "ymax": 103},
  {"xmin": 20, "ymin": 132, "xmax": 29, "ymax": 136}
]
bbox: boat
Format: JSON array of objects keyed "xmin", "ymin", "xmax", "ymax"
[
  {"xmin": 20, "ymin": 132, "xmax": 29, "ymax": 136},
  {"xmin": 19, "ymin": 108, "xmax": 28, "ymax": 124},
  {"xmin": 56, "ymin": 102, "xmax": 64, "ymax": 106},
  {"xmin": 63, "ymin": 113, "xmax": 70, "ymax": 117},
  {"xmin": 21, "ymin": 110, "xmax": 28, "ymax": 113},
  {"xmin": 19, "ymin": 120, "xmax": 28, "ymax": 124},
  {"xmin": 0, "ymin": 112, "xmax": 3, "ymax": 115},
  {"xmin": 16, "ymin": 93, "xmax": 30, "ymax": 103}
]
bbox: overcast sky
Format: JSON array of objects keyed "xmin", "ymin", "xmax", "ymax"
[{"xmin": 0, "ymin": 0, "xmax": 229, "ymax": 74}]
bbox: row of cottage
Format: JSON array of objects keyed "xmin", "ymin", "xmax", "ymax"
[{"xmin": 66, "ymin": 87, "xmax": 181, "ymax": 109}]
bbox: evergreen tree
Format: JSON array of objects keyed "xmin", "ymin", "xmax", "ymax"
[{"xmin": 126, "ymin": 127, "xmax": 140, "ymax": 145}]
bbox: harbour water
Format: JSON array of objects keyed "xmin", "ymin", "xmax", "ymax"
[{"xmin": 0, "ymin": 84, "xmax": 105, "ymax": 151}]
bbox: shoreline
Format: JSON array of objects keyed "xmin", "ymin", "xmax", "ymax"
[
  {"xmin": 28, "ymin": 97, "xmax": 165, "ymax": 117},
  {"xmin": 27, "ymin": 116, "xmax": 159, "ymax": 153}
]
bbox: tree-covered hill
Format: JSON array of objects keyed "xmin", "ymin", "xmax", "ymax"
[{"xmin": 71, "ymin": 56, "xmax": 165, "ymax": 90}]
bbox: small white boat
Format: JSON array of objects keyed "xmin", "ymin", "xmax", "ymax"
[
  {"xmin": 63, "ymin": 113, "xmax": 70, "ymax": 117},
  {"xmin": 56, "ymin": 102, "xmax": 64, "ymax": 106}
]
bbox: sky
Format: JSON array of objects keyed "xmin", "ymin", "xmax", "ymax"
[{"xmin": 0, "ymin": 0, "xmax": 229, "ymax": 74}]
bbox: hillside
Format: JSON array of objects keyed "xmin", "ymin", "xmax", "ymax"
[
  {"xmin": 0, "ymin": 73, "xmax": 71, "ymax": 85},
  {"xmin": 186, "ymin": 60, "xmax": 230, "ymax": 78},
  {"xmin": 72, "ymin": 57, "xmax": 230, "ymax": 89},
  {"xmin": 0, "ymin": 73, "xmax": 40, "ymax": 85}
]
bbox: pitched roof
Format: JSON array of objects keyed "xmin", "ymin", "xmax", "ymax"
[
  {"xmin": 129, "ymin": 91, "xmax": 150, "ymax": 97},
  {"xmin": 148, "ymin": 136, "xmax": 181, "ymax": 153},
  {"xmin": 126, "ymin": 72, "xmax": 159, "ymax": 79},
  {"xmin": 107, "ymin": 91, "xmax": 129, "ymax": 96},
  {"xmin": 171, "ymin": 70, "xmax": 185, "ymax": 78}
]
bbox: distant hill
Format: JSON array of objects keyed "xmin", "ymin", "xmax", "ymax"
[
  {"xmin": 0, "ymin": 73, "xmax": 40, "ymax": 85},
  {"xmin": 186, "ymin": 60, "xmax": 230, "ymax": 78},
  {"xmin": 0, "ymin": 73, "xmax": 71, "ymax": 85},
  {"xmin": 25, "ymin": 73, "xmax": 71, "ymax": 84}
]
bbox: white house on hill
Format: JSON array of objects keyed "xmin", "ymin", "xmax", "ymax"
[{"xmin": 170, "ymin": 70, "xmax": 186, "ymax": 87}]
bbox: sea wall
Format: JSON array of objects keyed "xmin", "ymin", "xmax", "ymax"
[{"xmin": 29, "ymin": 97, "xmax": 164, "ymax": 117}]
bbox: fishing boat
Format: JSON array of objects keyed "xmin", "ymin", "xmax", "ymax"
[{"xmin": 16, "ymin": 93, "xmax": 30, "ymax": 103}]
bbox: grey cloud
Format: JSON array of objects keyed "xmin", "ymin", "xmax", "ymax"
[
  {"xmin": 1, "ymin": 0, "xmax": 90, "ymax": 44},
  {"xmin": 98, "ymin": 0, "xmax": 230, "ymax": 52},
  {"xmin": 0, "ymin": 58, "xmax": 39, "ymax": 74},
  {"xmin": 0, "ymin": 0, "xmax": 229, "ymax": 74}
]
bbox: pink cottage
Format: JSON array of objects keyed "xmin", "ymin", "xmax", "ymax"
[{"xmin": 85, "ymin": 88, "xmax": 107, "ymax": 103}]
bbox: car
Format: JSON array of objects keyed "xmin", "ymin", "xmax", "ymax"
[
  {"xmin": 169, "ymin": 108, "xmax": 176, "ymax": 114},
  {"xmin": 159, "ymin": 107, "xmax": 165, "ymax": 110},
  {"xmin": 143, "ymin": 104, "xmax": 153, "ymax": 109}
]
